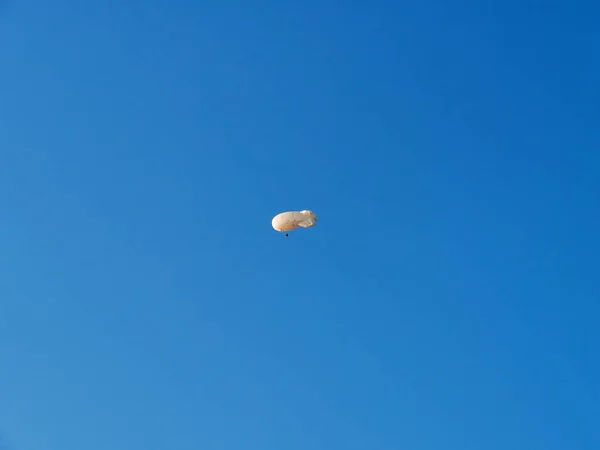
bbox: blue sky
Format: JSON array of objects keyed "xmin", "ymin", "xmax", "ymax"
[{"xmin": 1, "ymin": 1, "xmax": 599, "ymax": 449}]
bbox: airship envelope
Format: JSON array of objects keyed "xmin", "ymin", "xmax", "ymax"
[{"xmin": 271, "ymin": 210, "xmax": 318, "ymax": 235}]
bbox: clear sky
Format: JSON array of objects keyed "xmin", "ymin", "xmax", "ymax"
[{"xmin": 1, "ymin": 1, "xmax": 599, "ymax": 449}]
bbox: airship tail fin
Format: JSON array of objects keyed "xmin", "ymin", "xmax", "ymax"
[{"xmin": 298, "ymin": 218, "xmax": 317, "ymax": 228}]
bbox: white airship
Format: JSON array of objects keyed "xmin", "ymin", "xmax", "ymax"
[{"xmin": 271, "ymin": 210, "xmax": 318, "ymax": 236}]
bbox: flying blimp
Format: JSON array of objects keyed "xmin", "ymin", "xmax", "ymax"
[{"xmin": 271, "ymin": 210, "xmax": 318, "ymax": 236}]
